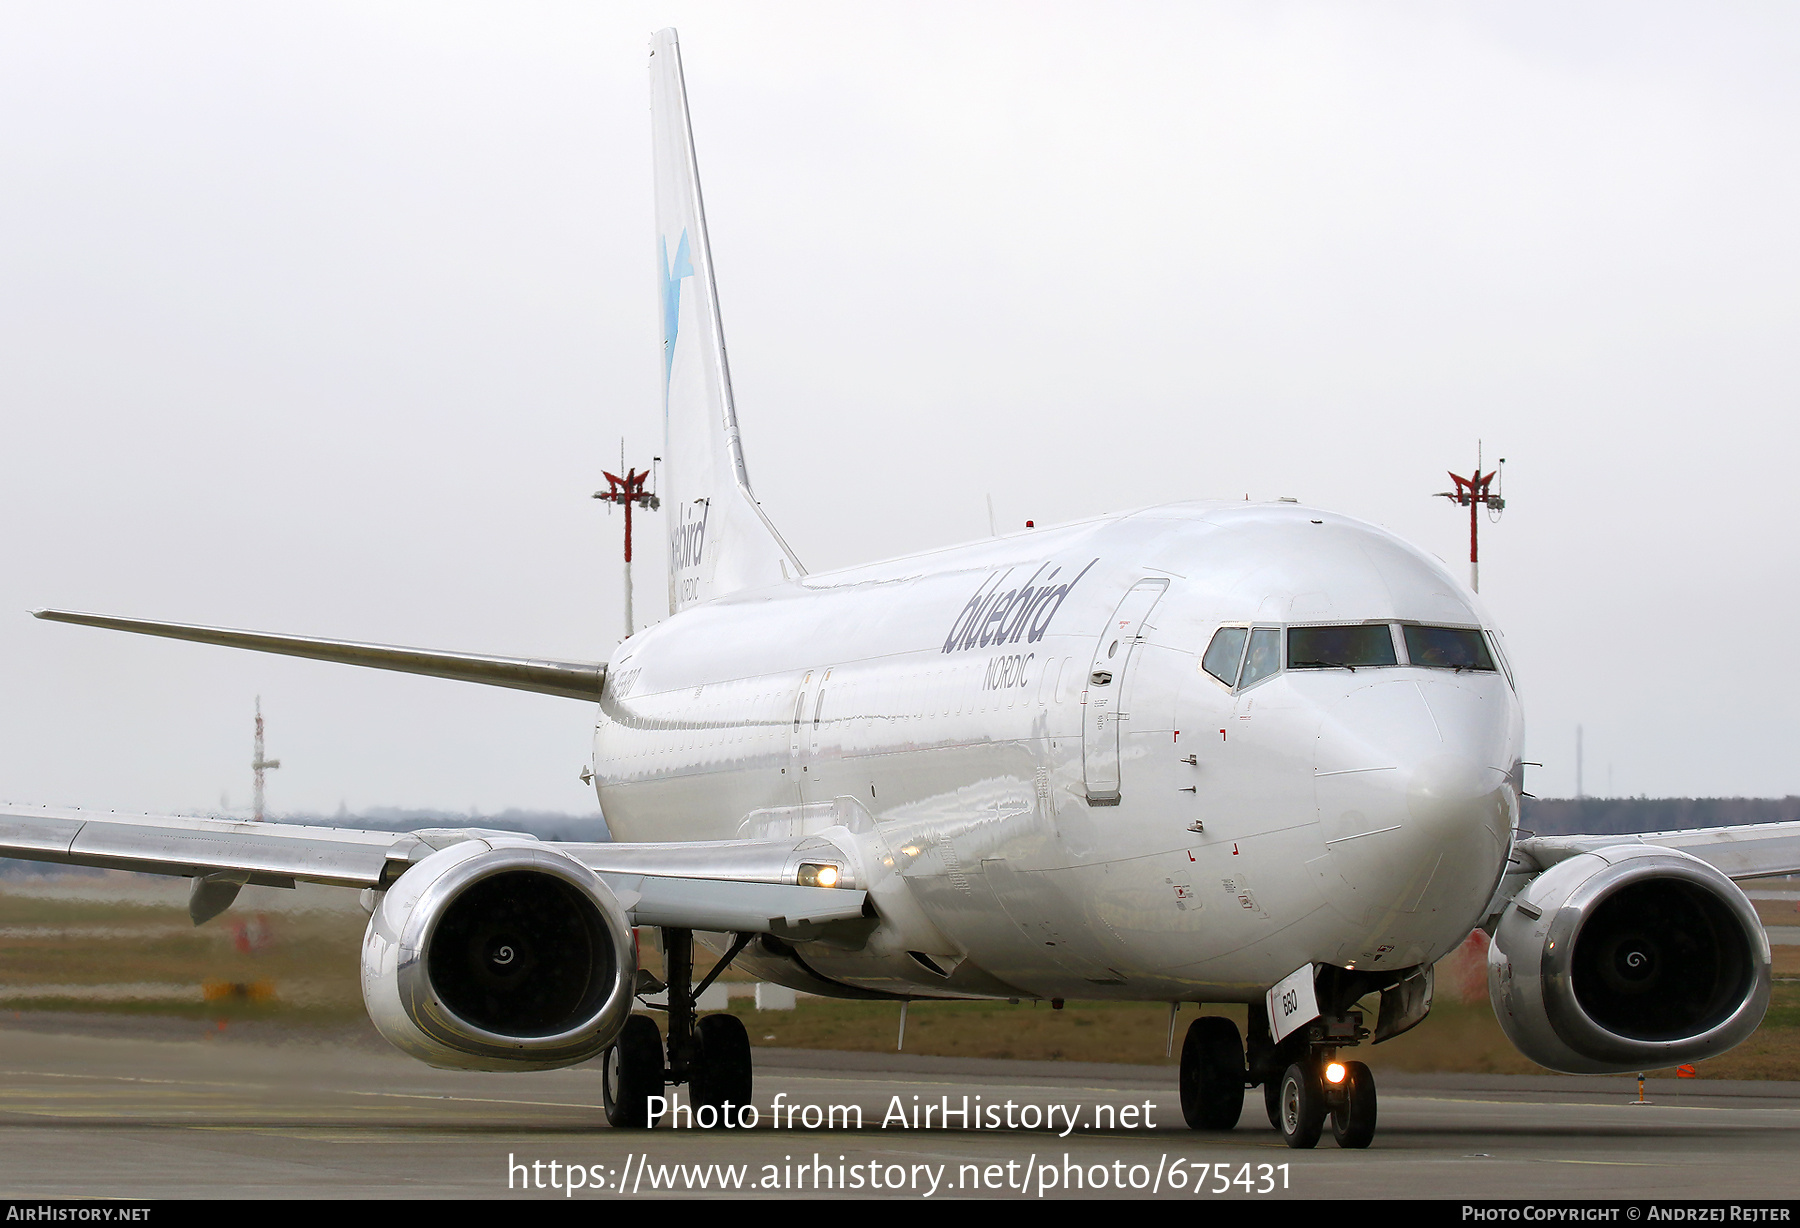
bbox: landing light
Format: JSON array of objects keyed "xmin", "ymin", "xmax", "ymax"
[
  {"xmin": 1325, "ymin": 1062, "xmax": 1347, "ymax": 1085},
  {"xmin": 797, "ymin": 863, "xmax": 841, "ymax": 888}
]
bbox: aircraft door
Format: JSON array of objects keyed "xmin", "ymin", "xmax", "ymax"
[{"xmin": 1082, "ymin": 579, "xmax": 1168, "ymax": 805}]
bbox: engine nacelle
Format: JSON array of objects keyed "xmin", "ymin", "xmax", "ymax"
[
  {"xmin": 1488, "ymin": 844, "xmax": 1770, "ymax": 1074},
  {"xmin": 361, "ymin": 840, "xmax": 637, "ymax": 1072}
]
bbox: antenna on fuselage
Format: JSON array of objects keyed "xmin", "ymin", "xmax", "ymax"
[{"xmin": 1434, "ymin": 442, "xmax": 1507, "ymax": 593}]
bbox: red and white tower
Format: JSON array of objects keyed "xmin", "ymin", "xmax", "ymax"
[
  {"xmin": 593, "ymin": 456, "xmax": 661, "ymax": 636},
  {"xmin": 1435, "ymin": 446, "xmax": 1507, "ymax": 593}
]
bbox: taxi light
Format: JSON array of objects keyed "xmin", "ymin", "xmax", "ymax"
[
  {"xmin": 797, "ymin": 863, "xmax": 841, "ymax": 888},
  {"xmin": 1325, "ymin": 1061, "xmax": 1347, "ymax": 1085}
]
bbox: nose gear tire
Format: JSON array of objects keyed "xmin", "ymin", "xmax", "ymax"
[
  {"xmin": 1278, "ymin": 1061, "xmax": 1326, "ymax": 1149},
  {"xmin": 1330, "ymin": 1060, "xmax": 1377, "ymax": 1148}
]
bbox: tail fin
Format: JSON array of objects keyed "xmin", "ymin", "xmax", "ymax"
[{"xmin": 650, "ymin": 29, "xmax": 804, "ymax": 613}]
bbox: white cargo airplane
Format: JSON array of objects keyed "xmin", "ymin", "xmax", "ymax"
[{"xmin": 10, "ymin": 30, "xmax": 1800, "ymax": 1149}]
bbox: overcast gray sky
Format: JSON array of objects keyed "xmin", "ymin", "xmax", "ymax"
[{"xmin": 4, "ymin": 2, "xmax": 1798, "ymax": 817}]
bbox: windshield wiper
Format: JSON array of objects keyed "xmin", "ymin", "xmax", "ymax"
[{"xmin": 1291, "ymin": 659, "xmax": 1356, "ymax": 672}]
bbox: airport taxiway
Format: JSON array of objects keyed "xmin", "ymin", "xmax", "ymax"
[{"xmin": 0, "ymin": 1015, "xmax": 1794, "ymax": 1199}]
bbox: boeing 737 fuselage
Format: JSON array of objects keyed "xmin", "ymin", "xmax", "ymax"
[{"xmin": 596, "ymin": 502, "xmax": 1521, "ymax": 1010}]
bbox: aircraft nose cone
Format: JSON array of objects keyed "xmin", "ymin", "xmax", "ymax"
[
  {"xmin": 1407, "ymin": 748, "xmax": 1504, "ymax": 832},
  {"xmin": 1313, "ymin": 679, "xmax": 1514, "ymax": 951}
]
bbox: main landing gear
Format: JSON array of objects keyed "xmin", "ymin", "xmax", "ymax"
[
  {"xmin": 1178, "ymin": 1016, "xmax": 1246, "ymax": 1129},
  {"xmin": 1179, "ymin": 1000, "xmax": 1379, "ymax": 1149},
  {"xmin": 601, "ymin": 927, "xmax": 755, "ymax": 1129}
]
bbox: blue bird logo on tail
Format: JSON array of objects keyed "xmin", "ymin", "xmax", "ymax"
[{"xmin": 660, "ymin": 229, "xmax": 694, "ymax": 388}]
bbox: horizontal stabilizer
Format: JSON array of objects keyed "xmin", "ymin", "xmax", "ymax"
[{"xmin": 32, "ymin": 610, "xmax": 604, "ymax": 702}]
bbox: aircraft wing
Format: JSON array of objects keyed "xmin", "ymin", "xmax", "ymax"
[
  {"xmin": 31, "ymin": 609, "xmax": 605, "ymax": 702},
  {"xmin": 0, "ymin": 805, "xmax": 867, "ymax": 931},
  {"xmin": 1516, "ymin": 820, "xmax": 1800, "ymax": 882}
]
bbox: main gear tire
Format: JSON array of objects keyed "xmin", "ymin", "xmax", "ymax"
[
  {"xmin": 691, "ymin": 1013, "xmax": 753, "ymax": 1119},
  {"xmin": 602, "ymin": 1014, "xmax": 665, "ymax": 1129},
  {"xmin": 1179, "ymin": 1016, "xmax": 1247, "ymax": 1130}
]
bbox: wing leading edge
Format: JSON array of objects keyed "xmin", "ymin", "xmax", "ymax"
[{"xmin": 1517, "ymin": 820, "xmax": 1800, "ymax": 882}]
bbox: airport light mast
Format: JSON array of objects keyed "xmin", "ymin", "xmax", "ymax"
[
  {"xmin": 1435, "ymin": 446, "xmax": 1506, "ymax": 593},
  {"xmin": 251, "ymin": 697, "xmax": 279, "ymax": 823},
  {"xmin": 593, "ymin": 453, "xmax": 661, "ymax": 637}
]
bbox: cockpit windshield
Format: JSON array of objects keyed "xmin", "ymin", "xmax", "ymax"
[
  {"xmin": 1201, "ymin": 626, "xmax": 1247, "ymax": 687},
  {"xmin": 1403, "ymin": 625, "xmax": 1495, "ymax": 672},
  {"xmin": 1201, "ymin": 621, "xmax": 1504, "ymax": 690},
  {"xmin": 1239, "ymin": 627, "xmax": 1281, "ymax": 688},
  {"xmin": 1287, "ymin": 624, "xmax": 1397, "ymax": 671}
]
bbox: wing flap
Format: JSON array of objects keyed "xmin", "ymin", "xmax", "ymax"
[
  {"xmin": 605, "ymin": 874, "xmax": 867, "ymax": 931},
  {"xmin": 564, "ymin": 839, "xmax": 822, "ymax": 884}
]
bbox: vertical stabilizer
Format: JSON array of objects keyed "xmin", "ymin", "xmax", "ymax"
[{"xmin": 650, "ymin": 29, "xmax": 804, "ymax": 614}]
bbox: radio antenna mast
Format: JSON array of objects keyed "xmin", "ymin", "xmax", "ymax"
[
  {"xmin": 1435, "ymin": 443, "xmax": 1507, "ymax": 593},
  {"xmin": 251, "ymin": 697, "xmax": 280, "ymax": 823},
  {"xmin": 593, "ymin": 441, "xmax": 662, "ymax": 636}
]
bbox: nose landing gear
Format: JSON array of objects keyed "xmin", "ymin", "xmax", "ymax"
[
  {"xmin": 1273, "ymin": 1057, "xmax": 1376, "ymax": 1149},
  {"xmin": 601, "ymin": 927, "xmax": 756, "ymax": 1129},
  {"xmin": 1182, "ymin": 1001, "xmax": 1381, "ymax": 1148}
]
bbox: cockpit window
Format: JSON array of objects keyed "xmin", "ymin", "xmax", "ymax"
[
  {"xmin": 1239, "ymin": 627, "xmax": 1282, "ymax": 688},
  {"xmin": 1403, "ymin": 625, "xmax": 1495, "ymax": 671},
  {"xmin": 1202, "ymin": 627, "xmax": 1248, "ymax": 687},
  {"xmin": 1287, "ymin": 624, "xmax": 1397, "ymax": 671}
]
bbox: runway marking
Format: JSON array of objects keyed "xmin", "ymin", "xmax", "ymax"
[
  {"xmin": 342, "ymin": 1090, "xmax": 606, "ymax": 1110},
  {"xmin": 1393, "ymin": 1094, "xmax": 1800, "ymax": 1117},
  {"xmin": 0, "ymin": 1069, "xmax": 270, "ymax": 1090},
  {"xmin": 0, "ymin": 1069, "xmax": 610, "ymax": 1112}
]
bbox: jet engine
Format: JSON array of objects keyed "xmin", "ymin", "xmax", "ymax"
[
  {"xmin": 361, "ymin": 840, "xmax": 637, "ymax": 1071},
  {"xmin": 1488, "ymin": 844, "xmax": 1770, "ymax": 1074}
]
